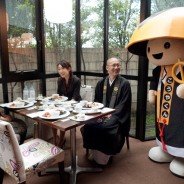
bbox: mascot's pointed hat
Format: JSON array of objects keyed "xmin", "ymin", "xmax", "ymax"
[{"xmin": 126, "ymin": 7, "xmax": 184, "ymax": 56}]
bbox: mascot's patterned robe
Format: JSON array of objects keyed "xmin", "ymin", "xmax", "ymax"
[{"xmin": 150, "ymin": 66, "xmax": 184, "ymax": 157}]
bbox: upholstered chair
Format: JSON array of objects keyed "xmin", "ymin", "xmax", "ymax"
[{"xmin": 0, "ymin": 120, "xmax": 65, "ymax": 184}]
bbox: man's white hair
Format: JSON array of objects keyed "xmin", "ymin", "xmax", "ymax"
[{"xmin": 107, "ymin": 57, "xmax": 120, "ymax": 65}]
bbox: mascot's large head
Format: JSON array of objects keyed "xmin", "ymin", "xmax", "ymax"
[{"xmin": 126, "ymin": 7, "xmax": 184, "ymax": 66}]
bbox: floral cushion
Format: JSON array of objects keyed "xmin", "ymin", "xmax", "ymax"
[
  {"xmin": 20, "ymin": 138, "xmax": 64, "ymax": 176},
  {"xmin": 0, "ymin": 120, "xmax": 64, "ymax": 183},
  {"xmin": 0, "ymin": 120, "xmax": 26, "ymax": 183}
]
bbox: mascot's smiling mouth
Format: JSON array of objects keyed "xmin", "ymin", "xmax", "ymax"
[{"xmin": 152, "ymin": 53, "xmax": 163, "ymax": 59}]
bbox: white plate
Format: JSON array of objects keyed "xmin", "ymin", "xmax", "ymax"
[
  {"xmin": 73, "ymin": 109, "xmax": 101, "ymax": 115},
  {"xmin": 38, "ymin": 110, "xmax": 70, "ymax": 120},
  {"xmin": 49, "ymin": 96, "xmax": 68, "ymax": 102},
  {"xmin": 69, "ymin": 115, "xmax": 92, "ymax": 122},
  {"xmin": 82, "ymin": 102, "xmax": 104, "ymax": 110},
  {"xmin": 68, "ymin": 100, "xmax": 78, "ymax": 104},
  {"xmin": 6, "ymin": 102, "xmax": 35, "ymax": 109}
]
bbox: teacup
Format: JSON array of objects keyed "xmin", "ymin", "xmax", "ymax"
[
  {"xmin": 79, "ymin": 100, "xmax": 88, "ymax": 107},
  {"xmin": 50, "ymin": 110, "xmax": 60, "ymax": 117},
  {"xmin": 91, "ymin": 107, "xmax": 98, "ymax": 112},
  {"xmin": 65, "ymin": 105, "xmax": 72, "ymax": 111},
  {"xmin": 42, "ymin": 98, "xmax": 49, "ymax": 104},
  {"xmin": 28, "ymin": 98, "xmax": 35, "ymax": 102},
  {"xmin": 15, "ymin": 97, "xmax": 22, "ymax": 102},
  {"xmin": 74, "ymin": 104, "xmax": 82, "ymax": 113},
  {"xmin": 52, "ymin": 94, "xmax": 59, "ymax": 99},
  {"xmin": 37, "ymin": 94, "xmax": 43, "ymax": 100},
  {"xmin": 77, "ymin": 113, "xmax": 85, "ymax": 120},
  {"xmin": 13, "ymin": 101, "xmax": 25, "ymax": 108}
]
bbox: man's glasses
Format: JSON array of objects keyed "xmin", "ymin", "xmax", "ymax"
[{"xmin": 108, "ymin": 63, "xmax": 121, "ymax": 68}]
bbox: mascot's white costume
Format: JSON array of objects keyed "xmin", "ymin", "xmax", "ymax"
[{"xmin": 127, "ymin": 7, "xmax": 184, "ymax": 177}]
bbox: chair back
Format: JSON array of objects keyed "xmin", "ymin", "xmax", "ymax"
[
  {"xmin": 0, "ymin": 120, "xmax": 26, "ymax": 183},
  {"xmin": 80, "ymin": 85, "xmax": 95, "ymax": 101}
]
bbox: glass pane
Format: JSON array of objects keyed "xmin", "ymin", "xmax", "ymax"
[
  {"xmin": 6, "ymin": 0, "xmax": 38, "ymax": 72},
  {"xmin": 151, "ymin": 0, "xmax": 184, "ymax": 14},
  {"xmin": 0, "ymin": 84, "xmax": 3, "ymax": 103},
  {"xmin": 7, "ymin": 80, "xmax": 42, "ymax": 102},
  {"xmin": 46, "ymin": 78, "xmax": 58, "ymax": 97},
  {"xmin": 43, "ymin": 0, "xmax": 76, "ymax": 74},
  {"xmin": 80, "ymin": 0, "xmax": 104, "ymax": 73},
  {"xmin": 145, "ymin": 82, "xmax": 156, "ymax": 139},
  {"xmin": 81, "ymin": 76, "xmax": 99, "ymax": 89},
  {"xmin": 109, "ymin": 0, "xmax": 140, "ymax": 76},
  {"xmin": 130, "ymin": 80, "xmax": 137, "ymax": 137}
]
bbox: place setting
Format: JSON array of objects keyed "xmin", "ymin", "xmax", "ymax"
[
  {"xmin": 33, "ymin": 93, "xmax": 68, "ymax": 110},
  {"xmin": 69, "ymin": 113, "xmax": 92, "ymax": 122},
  {"xmin": 3, "ymin": 97, "xmax": 35, "ymax": 109},
  {"xmin": 72, "ymin": 100, "xmax": 104, "ymax": 115},
  {"xmin": 38, "ymin": 108, "xmax": 70, "ymax": 120},
  {"xmin": 81, "ymin": 101, "xmax": 104, "ymax": 110},
  {"xmin": 69, "ymin": 101, "xmax": 104, "ymax": 121},
  {"xmin": 45, "ymin": 94, "xmax": 68, "ymax": 105}
]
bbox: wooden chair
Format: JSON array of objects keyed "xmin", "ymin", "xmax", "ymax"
[{"xmin": 0, "ymin": 120, "xmax": 65, "ymax": 184}]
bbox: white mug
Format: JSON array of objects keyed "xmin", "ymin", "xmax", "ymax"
[{"xmin": 74, "ymin": 104, "xmax": 82, "ymax": 113}]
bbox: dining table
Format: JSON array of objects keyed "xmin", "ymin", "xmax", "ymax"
[{"xmin": 0, "ymin": 98, "xmax": 115, "ymax": 184}]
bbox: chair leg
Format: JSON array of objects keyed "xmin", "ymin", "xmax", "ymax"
[
  {"xmin": 0, "ymin": 168, "xmax": 4, "ymax": 184},
  {"xmin": 125, "ymin": 135, "xmax": 130, "ymax": 149},
  {"xmin": 58, "ymin": 162, "xmax": 65, "ymax": 184},
  {"xmin": 38, "ymin": 172, "xmax": 42, "ymax": 177}
]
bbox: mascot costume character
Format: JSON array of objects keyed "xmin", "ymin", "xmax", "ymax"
[{"xmin": 127, "ymin": 7, "xmax": 184, "ymax": 177}]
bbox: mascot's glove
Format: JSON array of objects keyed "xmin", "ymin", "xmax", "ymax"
[
  {"xmin": 148, "ymin": 90, "xmax": 156, "ymax": 104},
  {"xmin": 176, "ymin": 84, "xmax": 184, "ymax": 99}
]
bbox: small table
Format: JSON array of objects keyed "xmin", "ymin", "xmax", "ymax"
[{"xmin": 0, "ymin": 103, "xmax": 115, "ymax": 184}]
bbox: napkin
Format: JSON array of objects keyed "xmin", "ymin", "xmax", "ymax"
[
  {"xmin": 27, "ymin": 111, "xmax": 43, "ymax": 118},
  {"xmin": 101, "ymin": 107, "xmax": 114, "ymax": 114}
]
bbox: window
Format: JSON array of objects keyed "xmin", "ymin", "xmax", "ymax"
[{"xmin": 6, "ymin": 0, "xmax": 38, "ymax": 72}]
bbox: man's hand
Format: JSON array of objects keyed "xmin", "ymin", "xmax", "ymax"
[
  {"xmin": 176, "ymin": 84, "xmax": 184, "ymax": 99},
  {"xmin": 148, "ymin": 90, "xmax": 156, "ymax": 104}
]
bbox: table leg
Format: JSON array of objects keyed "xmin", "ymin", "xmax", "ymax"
[
  {"xmin": 65, "ymin": 128, "xmax": 103, "ymax": 184},
  {"xmin": 52, "ymin": 128, "xmax": 58, "ymax": 145}
]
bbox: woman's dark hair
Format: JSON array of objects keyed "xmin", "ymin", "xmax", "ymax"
[
  {"xmin": 57, "ymin": 60, "xmax": 72, "ymax": 69},
  {"xmin": 57, "ymin": 60, "xmax": 72, "ymax": 76}
]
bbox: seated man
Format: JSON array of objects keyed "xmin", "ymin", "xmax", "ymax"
[
  {"xmin": 0, "ymin": 108, "xmax": 27, "ymax": 144},
  {"xmin": 81, "ymin": 57, "xmax": 132, "ymax": 165}
]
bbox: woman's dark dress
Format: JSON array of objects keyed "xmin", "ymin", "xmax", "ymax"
[{"xmin": 57, "ymin": 75, "xmax": 82, "ymax": 101}]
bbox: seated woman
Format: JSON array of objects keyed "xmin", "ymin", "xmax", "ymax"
[
  {"xmin": 54, "ymin": 60, "xmax": 82, "ymax": 147},
  {"xmin": 0, "ymin": 109, "xmax": 27, "ymax": 144},
  {"xmin": 57, "ymin": 60, "xmax": 82, "ymax": 101}
]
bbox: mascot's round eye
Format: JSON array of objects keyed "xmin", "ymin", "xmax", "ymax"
[
  {"xmin": 164, "ymin": 42, "xmax": 170, "ymax": 49},
  {"xmin": 147, "ymin": 47, "xmax": 150, "ymax": 53}
]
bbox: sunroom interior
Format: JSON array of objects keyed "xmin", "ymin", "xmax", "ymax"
[{"xmin": 1, "ymin": 0, "xmax": 184, "ymax": 183}]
